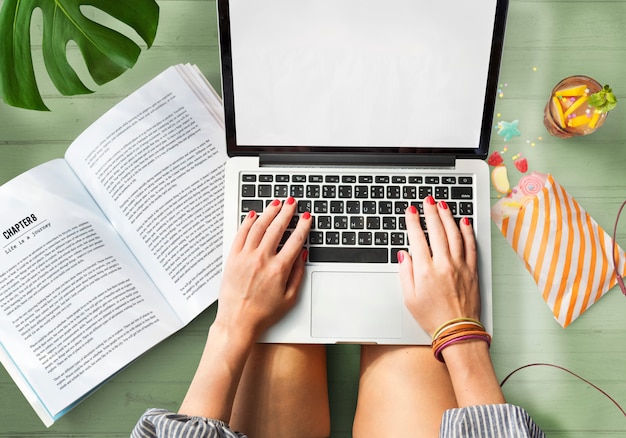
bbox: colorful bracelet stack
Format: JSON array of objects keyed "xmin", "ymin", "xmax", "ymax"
[{"xmin": 431, "ymin": 317, "xmax": 492, "ymax": 362}]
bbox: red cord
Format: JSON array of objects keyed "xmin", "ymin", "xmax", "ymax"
[{"xmin": 500, "ymin": 362, "xmax": 625, "ymax": 417}]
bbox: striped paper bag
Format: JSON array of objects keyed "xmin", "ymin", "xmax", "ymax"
[{"xmin": 491, "ymin": 172, "xmax": 626, "ymax": 327}]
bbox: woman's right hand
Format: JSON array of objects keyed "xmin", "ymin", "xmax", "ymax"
[{"xmin": 397, "ymin": 195, "xmax": 481, "ymax": 336}]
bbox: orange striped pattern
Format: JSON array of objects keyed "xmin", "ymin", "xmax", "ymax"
[{"xmin": 496, "ymin": 175, "xmax": 626, "ymax": 327}]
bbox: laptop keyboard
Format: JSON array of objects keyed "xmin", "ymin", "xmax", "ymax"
[{"xmin": 239, "ymin": 171, "xmax": 474, "ymax": 263}]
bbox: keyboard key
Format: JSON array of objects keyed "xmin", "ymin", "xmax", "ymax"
[
  {"xmin": 394, "ymin": 201, "xmax": 408, "ymax": 214},
  {"xmin": 242, "ymin": 200, "xmax": 263, "ymax": 212},
  {"xmin": 382, "ymin": 216, "xmax": 396, "ymax": 230},
  {"xmin": 366, "ymin": 217, "xmax": 380, "ymax": 229},
  {"xmin": 391, "ymin": 248, "xmax": 408, "ymax": 264},
  {"xmin": 403, "ymin": 186, "xmax": 416, "ymax": 199},
  {"xmin": 355, "ymin": 185, "xmax": 369, "ymax": 198},
  {"xmin": 359, "ymin": 175, "xmax": 373, "ymax": 183},
  {"xmin": 391, "ymin": 232, "xmax": 405, "ymax": 245},
  {"xmin": 419, "ymin": 186, "xmax": 432, "ymax": 199},
  {"xmin": 314, "ymin": 200, "xmax": 328, "ymax": 213},
  {"xmin": 426, "ymin": 176, "xmax": 440, "ymax": 184},
  {"xmin": 443, "ymin": 176, "xmax": 456, "ymax": 184},
  {"xmin": 326, "ymin": 232, "xmax": 340, "ymax": 245},
  {"xmin": 350, "ymin": 216, "xmax": 364, "ymax": 229},
  {"xmin": 459, "ymin": 176, "xmax": 473, "ymax": 184},
  {"xmin": 309, "ymin": 247, "xmax": 388, "ymax": 263},
  {"xmin": 338, "ymin": 185, "xmax": 352, "ymax": 198},
  {"xmin": 298, "ymin": 200, "xmax": 312, "ymax": 213},
  {"xmin": 317, "ymin": 216, "xmax": 332, "ymax": 229},
  {"xmin": 258, "ymin": 184, "xmax": 272, "ymax": 197},
  {"xmin": 409, "ymin": 176, "xmax": 423, "ymax": 184},
  {"xmin": 375, "ymin": 176, "xmax": 390, "ymax": 184},
  {"xmin": 241, "ymin": 184, "xmax": 256, "ymax": 197},
  {"xmin": 378, "ymin": 201, "xmax": 393, "ymax": 214},
  {"xmin": 451, "ymin": 186, "xmax": 473, "ymax": 199},
  {"xmin": 259, "ymin": 174, "xmax": 273, "ymax": 182},
  {"xmin": 459, "ymin": 202, "xmax": 473, "ymax": 215},
  {"xmin": 309, "ymin": 175, "xmax": 323, "ymax": 182},
  {"xmin": 342, "ymin": 232, "xmax": 356, "ymax": 245},
  {"xmin": 362, "ymin": 201, "xmax": 376, "ymax": 214},
  {"xmin": 374, "ymin": 232, "xmax": 388, "ymax": 245},
  {"xmin": 346, "ymin": 201, "xmax": 361, "ymax": 214},
  {"xmin": 392, "ymin": 176, "xmax": 406, "ymax": 183},
  {"xmin": 330, "ymin": 201, "xmax": 344, "ymax": 213},
  {"xmin": 334, "ymin": 216, "xmax": 348, "ymax": 229},
  {"xmin": 342, "ymin": 175, "xmax": 357, "ymax": 183},
  {"xmin": 293, "ymin": 175, "xmax": 307, "ymax": 182},
  {"xmin": 371, "ymin": 186, "xmax": 385, "ymax": 198},
  {"xmin": 387, "ymin": 186, "xmax": 401, "ymax": 199},
  {"xmin": 435, "ymin": 186, "xmax": 449, "ymax": 199},
  {"xmin": 276, "ymin": 175, "xmax": 290, "ymax": 182},
  {"xmin": 307, "ymin": 185, "xmax": 320, "ymax": 198},
  {"xmin": 309, "ymin": 231, "xmax": 324, "ymax": 245},
  {"xmin": 242, "ymin": 174, "xmax": 256, "ymax": 182},
  {"xmin": 322, "ymin": 185, "xmax": 336, "ymax": 198},
  {"xmin": 290, "ymin": 185, "xmax": 304, "ymax": 198},
  {"xmin": 358, "ymin": 232, "xmax": 372, "ymax": 245},
  {"xmin": 274, "ymin": 185, "xmax": 288, "ymax": 197},
  {"xmin": 326, "ymin": 175, "xmax": 340, "ymax": 183}
]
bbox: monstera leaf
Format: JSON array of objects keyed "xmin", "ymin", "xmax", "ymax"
[{"xmin": 0, "ymin": 0, "xmax": 159, "ymax": 110}]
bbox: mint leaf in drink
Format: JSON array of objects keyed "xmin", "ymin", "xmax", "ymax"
[{"xmin": 588, "ymin": 85, "xmax": 617, "ymax": 113}]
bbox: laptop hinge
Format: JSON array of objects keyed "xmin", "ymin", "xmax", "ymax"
[{"xmin": 259, "ymin": 153, "xmax": 455, "ymax": 168}]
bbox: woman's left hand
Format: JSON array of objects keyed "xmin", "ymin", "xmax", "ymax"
[{"xmin": 215, "ymin": 197, "xmax": 312, "ymax": 342}]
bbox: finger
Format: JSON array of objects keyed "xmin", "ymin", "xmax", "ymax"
[
  {"xmin": 259, "ymin": 196, "xmax": 299, "ymax": 252},
  {"xmin": 284, "ymin": 248, "xmax": 308, "ymax": 305},
  {"xmin": 278, "ymin": 210, "xmax": 312, "ymax": 262},
  {"xmin": 437, "ymin": 200, "xmax": 465, "ymax": 260},
  {"xmin": 422, "ymin": 196, "xmax": 450, "ymax": 259},
  {"xmin": 245, "ymin": 198, "xmax": 283, "ymax": 248},
  {"xmin": 460, "ymin": 217, "xmax": 478, "ymax": 272},
  {"xmin": 397, "ymin": 250, "xmax": 418, "ymax": 308},
  {"xmin": 404, "ymin": 205, "xmax": 430, "ymax": 261},
  {"xmin": 231, "ymin": 210, "xmax": 258, "ymax": 253}
]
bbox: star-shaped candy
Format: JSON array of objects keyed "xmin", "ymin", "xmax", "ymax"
[{"xmin": 497, "ymin": 120, "xmax": 521, "ymax": 141}]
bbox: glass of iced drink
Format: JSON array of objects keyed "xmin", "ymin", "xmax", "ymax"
[{"xmin": 544, "ymin": 76, "xmax": 615, "ymax": 138}]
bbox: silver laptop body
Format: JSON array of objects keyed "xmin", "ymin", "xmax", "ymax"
[{"xmin": 218, "ymin": 0, "xmax": 508, "ymax": 344}]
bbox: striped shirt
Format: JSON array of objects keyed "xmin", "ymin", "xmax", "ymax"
[{"xmin": 132, "ymin": 404, "xmax": 545, "ymax": 437}]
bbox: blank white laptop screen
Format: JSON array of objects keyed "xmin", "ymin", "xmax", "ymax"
[{"xmin": 227, "ymin": 0, "xmax": 499, "ymax": 149}]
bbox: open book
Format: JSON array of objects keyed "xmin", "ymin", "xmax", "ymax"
[{"xmin": 0, "ymin": 64, "xmax": 227, "ymax": 426}]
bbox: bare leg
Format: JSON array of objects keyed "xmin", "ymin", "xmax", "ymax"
[
  {"xmin": 353, "ymin": 345, "xmax": 457, "ymax": 438},
  {"xmin": 229, "ymin": 344, "xmax": 330, "ymax": 438}
]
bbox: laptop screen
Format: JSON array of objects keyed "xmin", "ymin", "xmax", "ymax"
[{"xmin": 218, "ymin": 0, "xmax": 507, "ymax": 158}]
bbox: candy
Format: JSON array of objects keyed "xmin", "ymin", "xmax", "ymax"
[
  {"xmin": 491, "ymin": 165, "xmax": 510, "ymax": 194},
  {"xmin": 487, "ymin": 151, "xmax": 504, "ymax": 166},
  {"xmin": 514, "ymin": 157, "xmax": 528, "ymax": 173}
]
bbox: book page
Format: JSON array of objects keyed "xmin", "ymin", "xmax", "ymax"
[
  {"xmin": 65, "ymin": 65, "xmax": 227, "ymax": 323},
  {"xmin": 0, "ymin": 160, "xmax": 184, "ymax": 421}
]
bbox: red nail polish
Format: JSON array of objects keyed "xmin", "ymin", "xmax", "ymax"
[
  {"xmin": 407, "ymin": 205, "xmax": 417, "ymax": 214},
  {"xmin": 426, "ymin": 196, "xmax": 436, "ymax": 205},
  {"xmin": 463, "ymin": 217, "xmax": 471, "ymax": 226},
  {"xmin": 248, "ymin": 210, "xmax": 256, "ymax": 219},
  {"xmin": 397, "ymin": 251, "xmax": 405, "ymax": 263},
  {"xmin": 287, "ymin": 196, "xmax": 295, "ymax": 205},
  {"xmin": 271, "ymin": 199, "xmax": 281, "ymax": 207},
  {"xmin": 439, "ymin": 200, "xmax": 448, "ymax": 210},
  {"xmin": 302, "ymin": 249, "xmax": 309, "ymax": 262},
  {"xmin": 302, "ymin": 211, "xmax": 311, "ymax": 220}
]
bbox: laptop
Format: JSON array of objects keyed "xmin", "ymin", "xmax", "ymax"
[{"xmin": 218, "ymin": 0, "xmax": 508, "ymax": 344}]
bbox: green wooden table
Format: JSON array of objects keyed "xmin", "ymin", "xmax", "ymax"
[{"xmin": 1, "ymin": 1, "xmax": 625, "ymax": 436}]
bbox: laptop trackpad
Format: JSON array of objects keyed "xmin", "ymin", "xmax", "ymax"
[{"xmin": 311, "ymin": 271, "xmax": 402, "ymax": 339}]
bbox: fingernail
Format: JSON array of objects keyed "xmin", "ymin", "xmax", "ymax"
[
  {"xmin": 271, "ymin": 199, "xmax": 281, "ymax": 207},
  {"xmin": 463, "ymin": 217, "xmax": 471, "ymax": 226},
  {"xmin": 425, "ymin": 195, "xmax": 436, "ymax": 205},
  {"xmin": 287, "ymin": 196, "xmax": 295, "ymax": 205},
  {"xmin": 407, "ymin": 205, "xmax": 417, "ymax": 214},
  {"xmin": 397, "ymin": 251, "xmax": 405, "ymax": 263},
  {"xmin": 248, "ymin": 210, "xmax": 256, "ymax": 219},
  {"xmin": 439, "ymin": 200, "xmax": 448, "ymax": 210},
  {"xmin": 302, "ymin": 249, "xmax": 309, "ymax": 262},
  {"xmin": 302, "ymin": 211, "xmax": 311, "ymax": 220}
]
